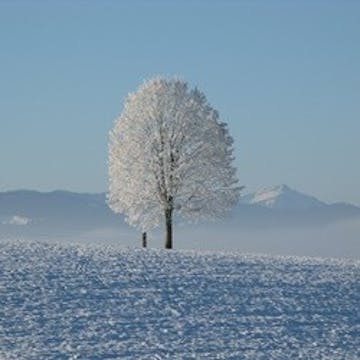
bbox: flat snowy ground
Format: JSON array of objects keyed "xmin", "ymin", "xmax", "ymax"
[{"xmin": 0, "ymin": 240, "xmax": 359, "ymax": 359}]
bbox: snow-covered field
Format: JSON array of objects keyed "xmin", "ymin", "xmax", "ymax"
[{"xmin": 0, "ymin": 240, "xmax": 359, "ymax": 359}]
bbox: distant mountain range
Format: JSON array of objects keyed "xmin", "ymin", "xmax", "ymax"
[
  {"xmin": 0, "ymin": 190, "xmax": 118, "ymax": 238},
  {"xmin": 1, "ymin": 185, "xmax": 360, "ymax": 239}
]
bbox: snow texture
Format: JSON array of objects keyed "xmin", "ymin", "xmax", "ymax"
[
  {"xmin": 108, "ymin": 77, "xmax": 240, "ymax": 232},
  {"xmin": 0, "ymin": 240, "xmax": 359, "ymax": 359}
]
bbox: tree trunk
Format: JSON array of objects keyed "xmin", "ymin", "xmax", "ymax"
[
  {"xmin": 142, "ymin": 232, "xmax": 147, "ymax": 248},
  {"xmin": 165, "ymin": 208, "xmax": 173, "ymax": 249}
]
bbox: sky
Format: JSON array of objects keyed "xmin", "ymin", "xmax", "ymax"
[{"xmin": 0, "ymin": 1, "xmax": 359, "ymax": 205}]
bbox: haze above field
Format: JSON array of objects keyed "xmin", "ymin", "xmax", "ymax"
[{"xmin": 1, "ymin": 1, "xmax": 360, "ymax": 205}]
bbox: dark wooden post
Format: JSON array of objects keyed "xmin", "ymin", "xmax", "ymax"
[{"xmin": 142, "ymin": 232, "xmax": 147, "ymax": 248}]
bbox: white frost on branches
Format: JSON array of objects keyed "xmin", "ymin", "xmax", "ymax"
[{"xmin": 108, "ymin": 77, "xmax": 240, "ymax": 232}]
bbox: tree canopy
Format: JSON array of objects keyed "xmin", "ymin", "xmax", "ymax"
[{"xmin": 108, "ymin": 77, "xmax": 240, "ymax": 248}]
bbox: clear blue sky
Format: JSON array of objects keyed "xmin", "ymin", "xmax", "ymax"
[{"xmin": 1, "ymin": 1, "xmax": 359, "ymax": 205}]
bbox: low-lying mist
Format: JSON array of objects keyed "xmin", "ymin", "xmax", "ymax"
[{"xmin": 43, "ymin": 218, "xmax": 360, "ymax": 259}]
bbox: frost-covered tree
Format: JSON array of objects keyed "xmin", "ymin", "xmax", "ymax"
[{"xmin": 108, "ymin": 77, "xmax": 240, "ymax": 249}]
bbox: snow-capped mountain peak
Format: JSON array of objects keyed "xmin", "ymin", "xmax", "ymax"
[
  {"xmin": 250, "ymin": 184, "xmax": 289, "ymax": 206},
  {"xmin": 241, "ymin": 184, "xmax": 326, "ymax": 210}
]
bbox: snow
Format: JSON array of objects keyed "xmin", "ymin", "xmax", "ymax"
[
  {"xmin": 0, "ymin": 240, "xmax": 359, "ymax": 359},
  {"xmin": 250, "ymin": 188, "xmax": 282, "ymax": 207},
  {"xmin": 243, "ymin": 184, "xmax": 326, "ymax": 210},
  {"xmin": 2, "ymin": 215, "xmax": 31, "ymax": 226}
]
